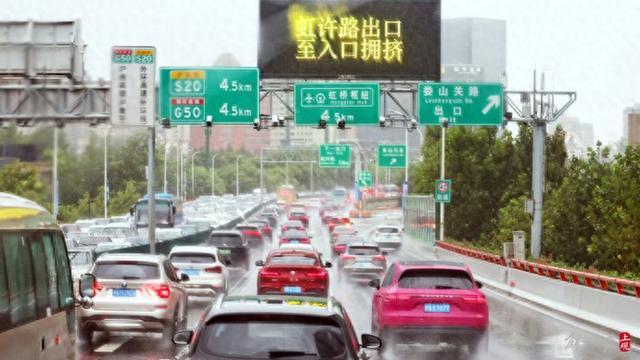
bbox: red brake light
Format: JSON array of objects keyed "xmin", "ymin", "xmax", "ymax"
[
  {"xmin": 147, "ymin": 284, "xmax": 171, "ymax": 299},
  {"xmin": 463, "ymin": 295, "xmax": 487, "ymax": 304},
  {"xmin": 259, "ymin": 269, "xmax": 279, "ymax": 277},
  {"xmin": 205, "ymin": 266, "xmax": 223, "ymax": 273},
  {"xmin": 307, "ymin": 270, "xmax": 327, "ymax": 279},
  {"xmin": 373, "ymin": 255, "xmax": 386, "ymax": 262},
  {"xmin": 341, "ymin": 254, "xmax": 355, "ymax": 260},
  {"xmin": 93, "ymin": 280, "xmax": 103, "ymax": 294}
]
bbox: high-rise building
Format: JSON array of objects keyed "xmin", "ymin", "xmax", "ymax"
[
  {"xmin": 551, "ymin": 116, "xmax": 594, "ymax": 158},
  {"xmin": 441, "ymin": 18, "xmax": 507, "ymax": 84},
  {"xmin": 623, "ymin": 104, "xmax": 640, "ymax": 147}
]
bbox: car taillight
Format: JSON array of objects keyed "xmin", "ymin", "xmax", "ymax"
[
  {"xmin": 307, "ymin": 270, "xmax": 327, "ymax": 281},
  {"xmin": 93, "ymin": 280, "xmax": 104, "ymax": 294},
  {"xmin": 463, "ymin": 295, "xmax": 487, "ymax": 304},
  {"xmin": 373, "ymin": 255, "xmax": 386, "ymax": 263},
  {"xmin": 205, "ymin": 266, "xmax": 223, "ymax": 273},
  {"xmin": 259, "ymin": 269, "xmax": 279, "ymax": 277},
  {"xmin": 335, "ymin": 245, "xmax": 346, "ymax": 253},
  {"xmin": 384, "ymin": 294, "xmax": 412, "ymax": 303},
  {"xmin": 147, "ymin": 284, "xmax": 171, "ymax": 299}
]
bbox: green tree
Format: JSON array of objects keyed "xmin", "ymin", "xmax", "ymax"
[{"xmin": 0, "ymin": 161, "xmax": 47, "ymax": 205}]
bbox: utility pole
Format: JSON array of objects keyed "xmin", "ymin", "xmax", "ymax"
[
  {"xmin": 211, "ymin": 153, "xmax": 219, "ymax": 196},
  {"xmin": 235, "ymin": 155, "xmax": 243, "ymax": 196},
  {"xmin": 103, "ymin": 125, "xmax": 109, "ymax": 218},
  {"xmin": 52, "ymin": 125, "xmax": 59, "ymax": 219},
  {"xmin": 147, "ymin": 124, "xmax": 156, "ymax": 254},
  {"xmin": 439, "ymin": 121, "xmax": 447, "ymax": 242},
  {"xmin": 505, "ymin": 71, "xmax": 576, "ymax": 258}
]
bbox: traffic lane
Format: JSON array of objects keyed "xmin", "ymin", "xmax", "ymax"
[
  {"xmin": 75, "ymin": 243, "xmax": 266, "ymax": 359},
  {"xmin": 396, "ymin": 228, "xmax": 635, "ymax": 360}
]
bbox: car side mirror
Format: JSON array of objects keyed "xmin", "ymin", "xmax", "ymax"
[
  {"xmin": 173, "ymin": 329, "xmax": 193, "ymax": 345},
  {"xmin": 324, "ymin": 261, "xmax": 332, "ymax": 268},
  {"xmin": 180, "ymin": 273, "xmax": 190, "ymax": 282},
  {"xmin": 79, "ymin": 273, "xmax": 96, "ymax": 298},
  {"xmin": 368, "ymin": 279, "xmax": 381, "ymax": 289},
  {"xmin": 361, "ymin": 333, "xmax": 382, "ymax": 349},
  {"xmin": 255, "ymin": 260, "xmax": 265, "ymax": 267},
  {"xmin": 475, "ymin": 280, "xmax": 483, "ymax": 289}
]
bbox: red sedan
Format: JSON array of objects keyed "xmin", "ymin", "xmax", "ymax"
[{"xmin": 256, "ymin": 249, "xmax": 332, "ymax": 297}]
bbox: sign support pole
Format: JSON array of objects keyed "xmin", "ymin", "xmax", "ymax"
[
  {"xmin": 147, "ymin": 124, "xmax": 156, "ymax": 254},
  {"xmin": 439, "ymin": 125, "xmax": 446, "ymax": 242}
]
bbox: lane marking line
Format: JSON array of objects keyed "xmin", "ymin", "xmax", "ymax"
[{"xmin": 93, "ymin": 336, "xmax": 131, "ymax": 353}]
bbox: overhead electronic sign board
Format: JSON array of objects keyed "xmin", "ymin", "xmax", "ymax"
[{"xmin": 259, "ymin": 0, "xmax": 441, "ymax": 80}]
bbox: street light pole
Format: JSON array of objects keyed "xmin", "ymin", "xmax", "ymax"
[
  {"xmin": 191, "ymin": 151, "xmax": 201, "ymax": 198},
  {"xmin": 211, "ymin": 153, "xmax": 219, "ymax": 196},
  {"xmin": 260, "ymin": 148, "xmax": 264, "ymax": 202},
  {"xmin": 103, "ymin": 125, "xmax": 110, "ymax": 218},
  {"xmin": 439, "ymin": 124, "xmax": 446, "ymax": 242},
  {"xmin": 163, "ymin": 142, "xmax": 169, "ymax": 194},
  {"xmin": 235, "ymin": 155, "xmax": 243, "ymax": 196},
  {"xmin": 52, "ymin": 125, "xmax": 59, "ymax": 219}
]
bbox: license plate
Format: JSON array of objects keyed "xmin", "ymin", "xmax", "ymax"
[
  {"xmin": 356, "ymin": 261, "xmax": 374, "ymax": 267},
  {"xmin": 283, "ymin": 286, "xmax": 302, "ymax": 294},
  {"xmin": 183, "ymin": 269, "xmax": 200, "ymax": 276},
  {"xmin": 113, "ymin": 288, "xmax": 136, "ymax": 297},
  {"xmin": 424, "ymin": 303, "xmax": 450, "ymax": 313},
  {"xmin": 289, "ymin": 240, "xmax": 300, "ymax": 244},
  {"xmin": 219, "ymin": 249, "xmax": 231, "ymax": 255}
]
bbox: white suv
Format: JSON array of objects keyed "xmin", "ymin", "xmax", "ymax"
[
  {"xmin": 77, "ymin": 253, "xmax": 189, "ymax": 343},
  {"xmin": 372, "ymin": 225, "xmax": 403, "ymax": 249},
  {"xmin": 169, "ymin": 245, "xmax": 229, "ymax": 296}
]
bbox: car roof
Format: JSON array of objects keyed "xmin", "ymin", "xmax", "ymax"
[
  {"xmin": 377, "ymin": 225, "xmax": 401, "ymax": 229},
  {"xmin": 281, "ymin": 229, "xmax": 308, "ymax": 236},
  {"xmin": 95, "ymin": 253, "xmax": 166, "ymax": 263},
  {"xmin": 206, "ymin": 295, "xmax": 342, "ymax": 319},
  {"xmin": 347, "ymin": 242, "xmax": 379, "ymax": 248},
  {"xmin": 210, "ymin": 230, "xmax": 242, "ymax": 236},
  {"xmin": 169, "ymin": 245, "xmax": 218, "ymax": 255},
  {"xmin": 395, "ymin": 260, "xmax": 470, "ymax": 272},
  {"xmin": 268, "ymin": 249, "xmax": 318, "ymax": 257},
  {"xmin": 284, "ymin": 220, "xmax": 303, "ymax": 225},
  {"xmin": 235, "ymin": 223, "xmax": 259, "ymax": 228}
]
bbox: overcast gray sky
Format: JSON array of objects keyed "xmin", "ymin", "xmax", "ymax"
[{"xmin": 5, "ymin": 0, "xmax": 639, "ymax": 144}]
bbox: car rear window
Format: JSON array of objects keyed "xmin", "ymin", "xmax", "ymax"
[
  {"xmin": 170, "ymin": 253, "xmax": 216, "ymax": 264},
  {"xmin": 209, "ymin": 235, "xmax": 243, "ymax": 247},
  {"xmin": 378, "ymin": 227, "xmax": 400, "ymax": 234},
  {"xmin": 269, "ymin": 255, "xmax": 318, "ymax": 266},
  {"xmin": 196, "ymin": 315, "xmax": 348, "ymax": 359},
  {"xmin": 236, "ymin": 226, "xmax": 257, "ymax": 231},
  {"xmin": 347, "ymin": 246, "xmax": 380, "ymax": 256},
  {"xmin": 398, "ymin": 269, "xmax": 473, "ymax": 290},
  {"xmin": 93, "ymin": 261, "xmax": 160, "ymax": 280}
]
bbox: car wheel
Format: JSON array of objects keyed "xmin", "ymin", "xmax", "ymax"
[
  {"xmin": 468, "ymin": 332, "xmax": 489, "ymax": 355},
  {"xmin": 162, "ymin": 310, "xmax": 179, "ymax": 343},
  {"xmin": 77, "ymin": 323, "xmax": 93, "ymax": 344}
]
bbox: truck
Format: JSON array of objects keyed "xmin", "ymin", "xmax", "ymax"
[{"xmin": 130, "ymin": 193, "xmax": 178, "ymax": 229}]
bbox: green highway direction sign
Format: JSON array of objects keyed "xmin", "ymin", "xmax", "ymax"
[
  {"xmin": 159, "ymin": 67, "xmax": 259, "ymax": 125},
  {"xmin": 418, "ymin": 83, "xmax": 503, "ymax": 126},
  {"xmin": 295, "ymin": 82, "xmax": 380, "ymax": 126},
  {"xmin": 435, "ymin": 179, "xmax": 452, "ymax": 203},
  {"xmin": 358, "ymin": 171, "xmax": 373, "ymax": 188},
  {"xmin": 319, "ymin": 144, "xmax": 351, "ymax": 168},
  {"xmin": 378, "ymin": 144, "xmax": 407, "ymax": 168}
]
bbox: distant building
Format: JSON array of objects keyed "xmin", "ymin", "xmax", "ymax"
[
  {"xmin": 552, "ymin": 116, "xmax": 594, "ymax": 158},
  {"xmin": 623, "ymin": 104, "xmax": 640, "ymax": 147},
  {"xmin": 441, "ymin": 18, "xmax": 507, "ymax": 84}
]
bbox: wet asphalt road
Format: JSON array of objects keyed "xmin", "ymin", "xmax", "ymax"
[{"xmin": 77, "ymin": 207, "xmax": 638, "ymax": 360}]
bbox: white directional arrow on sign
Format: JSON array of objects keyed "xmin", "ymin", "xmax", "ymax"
[
  {"xmin": 390, "ymin": 158, "xmax": 397, "ymax": 165},
  {"xmin": 481, "ymin": 95, "xmax": 500, "ymax": 114},
  {"xmin": 305, "ymin": 94, "xmax": 314, "ymax": 104}
]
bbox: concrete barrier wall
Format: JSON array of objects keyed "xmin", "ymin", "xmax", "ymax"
[{"xmin": 436, "ymin": 247, "xmax": 640, "ymax": 338}]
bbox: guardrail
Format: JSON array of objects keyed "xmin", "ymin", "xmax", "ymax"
[{"xmin": 436, "ymin": 241, "xmax": 640, "ymax": 298}]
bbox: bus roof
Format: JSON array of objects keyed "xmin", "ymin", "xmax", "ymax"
[{"xmin": 0, "ymin": 192, "xmax": 59, "ymax": 230}]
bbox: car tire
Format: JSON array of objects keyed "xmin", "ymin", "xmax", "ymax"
[
  {"xmin": 77, "ymin": 323, "xmax": 93, "ymax": 344},
  {"xmin": 468, "ymin": 332, "xmax": 489, "ymax": 355},
  {"xmin": 162, "ymin": 310, "xmax": 179, "ymax": 343}
]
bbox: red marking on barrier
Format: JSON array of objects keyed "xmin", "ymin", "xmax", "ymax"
[
  {"xmin": 619, "ymin": 332, "xmax": 631, "ymax": 352},
  {"xmin": 509, "ymin": 281, "xmax": 515, "ymax": 287}
]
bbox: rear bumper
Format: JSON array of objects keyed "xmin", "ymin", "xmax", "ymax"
[
  {"xmin": 374, "ymin": 239, "xmax": 402, "ymax": 248},
  {"xmin": 381, "ymin": 326, "xmax": 487, "ymax": 344},
  {"xmin": 78, "ymin": 308, "xmax": 174, "ymax": 333},
  {"xmin": 257, "ymin": 286, "xmax": 327, "ymax": 297},
  {"xmin": 183, "ymin": 278, "xmax": 225, "ymax": 295},
  {"xmin": 343, "ymin": 266, "xmax": 385, "ymax": 277}
]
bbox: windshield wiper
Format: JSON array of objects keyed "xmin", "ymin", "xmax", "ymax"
[{"xmin": 268, "ymin": 350, "xmax": 318, "ymax": 358}]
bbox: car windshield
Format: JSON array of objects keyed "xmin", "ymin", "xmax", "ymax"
[
  {"xmin": 347, "ymin": 246, "xmax": 380, "ymax": 256},
  {"xmin": 93, "ymin": 261, "xmax": 160, "ymax": 280},
  {"xmin": 68, "ymin": 251, "xmax": 92, "ymax": 265},
  {"xmin": 269, "ymin": 255, "xmax": 318, "ymax": 266},
  {"xmin": 398, "ymin": 269, "xmax": 473, "ymax": 290},
  {"xmin": 378, "ymin": 227, "xmax": 399, "ymax": 234},
  {"xmin": 209, "ymin": 234, "xmax": 243, "ymax": 247},
  {"xmin": 195, "ymin": 315, "xmax": 348, "ymax": 359},
  {"xmin": 170, "ymin": 253, "xmax": 216, "ymax": 264}
]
